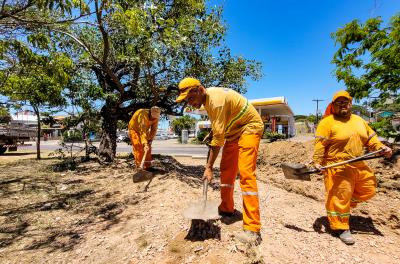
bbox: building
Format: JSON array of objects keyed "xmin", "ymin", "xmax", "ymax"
[
  {"xmin": 188, "ymin": 96, "xmax": 296, "ymax": 138},
  {"xmin": 250, "ymin": 97, "xmax": 295, "ymax": 137},
  {"xmin": 11, "ymin": 110, "xmax": 37, "ymax": 127}
]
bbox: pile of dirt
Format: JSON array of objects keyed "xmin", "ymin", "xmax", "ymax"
[
  {"xmin": 257, "ymin": 140, "xmax": 400, "ymax": 232},
  {"xmin": 257, "ymin": 140, "xmax": 324, "ymax": 201},
  {"xmin": 258, "ymin": 140, "xmax": 400, "ymax": 192}
]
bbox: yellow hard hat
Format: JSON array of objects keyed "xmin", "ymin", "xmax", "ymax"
[{"xmin": 175, "ymin": 77, "xmax": 201, "ymax": 103}]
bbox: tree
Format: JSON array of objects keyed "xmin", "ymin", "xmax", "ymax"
[
  {"xmin": 331, "ymin": 14, "xmax": 400, "ymax": 109},
  {"xmin": 0, "ymin": 1, "xmax": 90, "ymax": 159},
  {"xmin": 45, "ymin": 0, "xmax": 262, "ymax": 161},
  {"xmin": 351, "ymin": 104, "xmax": 369, "ymax": 118},
  {"xmin": 0, "ymin": 49, "xmax": 73, "ymax": 159},
  {"xmin": 0, "ymin": 105, "xmax": 11, "ymax": 123},
  {"xmin": 171, "ymin": 115, "xmax": 196, "ymax": 142}
]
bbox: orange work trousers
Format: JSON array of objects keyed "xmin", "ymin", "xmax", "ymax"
[
  {"xmin": 219, "ymin": 133, "xmax": 261, "ymax": 233},
  {"xmin": 129, "ymin": 130, "xmax": 152, "ymax": 169},
  {"xmin": 324, "ymin": 163, "xmax": 376, "ymax": 230}
]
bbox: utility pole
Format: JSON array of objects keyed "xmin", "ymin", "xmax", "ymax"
[{"xmin": 312, "ymin": 99, "xmax": 324, "ymax": 124}]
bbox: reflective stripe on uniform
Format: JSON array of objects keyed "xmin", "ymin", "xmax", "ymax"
[
  {"xmin": 327, "ymin": 211, "xmax": 350, "ymax": 217},
  {"xmin": 367, "ymin": 132, "xmax": 377, "ymax": 141},
  {"xmin": 351, "ymin": 197, "xmax": 363, "ymax": 203},
  {"xmin": 220, "ymin": 184, "xmax": 234, "ymax": 188},
  {"xmin": 242, "ymin": 191, "xmax": 258, "ymax": 196},
  {"xmin": 225, "ymin": 99, "xmax": 249, "ymax": 133}
]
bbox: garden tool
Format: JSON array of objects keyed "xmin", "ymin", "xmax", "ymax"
[
  {"xmin": 182, "ymin": 146, "xmax": 220, "ymax": 220},
  {"xmin": 132, "ymin": 149, "xmax": 153, "ymax": 183},
  {"xmin": 282, "ymin": 149, "xmax": 385, "ymax": 181}
]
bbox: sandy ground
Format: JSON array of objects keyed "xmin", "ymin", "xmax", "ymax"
[{"xmin": 0, "ymin": 140, "xmax": 399, "ymax": 264}]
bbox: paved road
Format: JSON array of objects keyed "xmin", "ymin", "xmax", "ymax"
[{"xmin": 18, "ymin": 139, "xmax": 208, "ymax": 157}]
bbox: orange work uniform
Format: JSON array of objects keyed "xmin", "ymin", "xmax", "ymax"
[
  {"xmin": 128, "ymin": 109, "xmax": 158, "ymax": 169},
  {"xmin": 205, "ymin": 87, "xmax": 264, "ymax": 233},
  {"xmin": 313, "ymin": 114, "xmax": 384, "ymax": 230}
]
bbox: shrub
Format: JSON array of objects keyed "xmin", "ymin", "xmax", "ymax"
[
  {"xmin": 62, "ymin": 130, "xmax": 83, "ymax": 142},
  {"xmin": 0, "ymin": 107, "xmax": 11, "ymax": 123},
  {"xmin": 263, "ymin": 131, "xmax": 286, "ymax": 142},
  {"xmin": 196, "ymin": 130, "xmax": 209, "ymax": 143},
  {"xmin": 370, "ymin": 118, "xmax": 400, "ymax": 142},
  {"xmin": 170, "ymin": 115, "xmax": 196, "ymax": 142}
]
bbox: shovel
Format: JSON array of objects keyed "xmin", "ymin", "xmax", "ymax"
[
  {"xmin": 282, "ymin": 149, "xmax": 384, "ymax": 181},
  {"xmin": 132, "ymin": 149, "xmax": 153, "ymax": 183},
  {"xmin": 182, "ymin": 147, "xmax": 220, "ymax": 220}
]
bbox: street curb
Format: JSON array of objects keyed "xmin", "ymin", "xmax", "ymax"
[
  {"xmin": 173, "ymin": 154, "xmax": 192, "ymax": 158},
  {"xmin": 191, "ymin": 155, "xmax": 207, "ymax": 159},
  {"xmin": 172, "ymin": 154, "xmax": 207, "ymax": 159}
]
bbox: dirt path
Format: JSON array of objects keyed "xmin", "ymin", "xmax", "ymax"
[{"xmin": 0, "ymin": 142, "xmax": 399, "ymax": 264}]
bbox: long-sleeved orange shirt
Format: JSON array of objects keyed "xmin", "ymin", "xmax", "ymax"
[
  {"xmin": 128, "ymin": 109, "xmax": 158, "ymax": 145},
  {"xmin": 204, "ymin": 87, "xmax": 264, "ymax": 147},
  {"xmin": 313, "ymin": 114, "xmax": 384, "ymax": 165}
]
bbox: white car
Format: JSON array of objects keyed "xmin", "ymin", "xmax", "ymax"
[
  {"xmin": 117, "ymin": 134, "xmax": 129, "ymax": 142},
  {"xmin": 156, "ymin": 133, "xmax": 168, "ymax": 140}
]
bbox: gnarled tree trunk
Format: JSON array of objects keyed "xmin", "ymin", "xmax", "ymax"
[{"xmin": 98, "ymin": 99, "xmax": 118, "ymax": 162}]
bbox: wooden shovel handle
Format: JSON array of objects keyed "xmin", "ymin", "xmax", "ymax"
[{"xmin": 139, "ymin": 148, "xmax": 149, "ymax": 169}]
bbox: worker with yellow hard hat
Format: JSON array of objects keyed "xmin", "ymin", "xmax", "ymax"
[
  {"xmin": 313, "ymin": 90, "xmax": 392, "ymax": 245},
  {"xmin": 128, "ymin": 106, "xmax": 161, "ymax": 170},
  {"xmin": 176, "ymin": 77, "xmax": 264, "ymax": 246}
]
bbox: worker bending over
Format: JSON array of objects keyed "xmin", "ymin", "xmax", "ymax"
[
  {"xmin": 128, "ymin": 106, "xmax": 161, "ymax": 170},
  {"xmin": 313, "ymin": 90, "xmax": 392, "ymax": 245},
  {"xmin": 176, "ymin": 77, "xmax": 264, "ymax": 245}
]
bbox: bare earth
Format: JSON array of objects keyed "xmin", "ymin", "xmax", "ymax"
[{"xmin": 0, "ymin": 140, "xmax": 399, "ymax": 264}]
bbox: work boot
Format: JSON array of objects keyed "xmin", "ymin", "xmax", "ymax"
[
  {"xmin": 235, "ymin": 230, "xmax": 262, "ymax": 246},
  {"xmin": 339, "ymin": 230, "xmax": 355, "ymax": 245},
  {"xmin": 218, "ymin": 209, "xmax": 238, "ymax": 217}
]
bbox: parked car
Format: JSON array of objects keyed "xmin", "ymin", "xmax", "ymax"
[
  {"xmin": 156, "ymin": 133, "xmax": 168, "ymax": 140},
  {"xmin": 116, "ymin": 134, "xmax": 129, "ymax": 143},
  {"xmin": 168, "ymin": 133, "xmax": 178, "ymax": 139}
]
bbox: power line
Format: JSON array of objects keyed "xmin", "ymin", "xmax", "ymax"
[{"xmin": 312, "ymin": 99, "xmax": 324, "ymax": 124}]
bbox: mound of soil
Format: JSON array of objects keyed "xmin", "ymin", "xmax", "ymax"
[{"xmin": 257, "ymin": 140, "xmax": 400, "ymax": 231}]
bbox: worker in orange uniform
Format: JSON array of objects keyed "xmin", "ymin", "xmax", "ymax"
[
  {"xmin": 128, "ymin": 106, "xmax": 161, "ymax": 170},
  {"xmin": 313, "ymin": 90, "xmax": 392, "ymax": 245},
  {"xmin": 176, "ymin": 77, "xmax": 264, "ymax": 245}
]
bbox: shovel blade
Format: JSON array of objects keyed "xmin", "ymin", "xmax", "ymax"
[
  {"xmin": 132, "ymin": 170, "xmax": 153, "ymax": 183},
  {"xmin": 183, "ymin": 200, "xmax": 221, "ymax": 220},
  {"xmin": 281, "ymin": 163, "xmax": 312, "ymax": 181}
]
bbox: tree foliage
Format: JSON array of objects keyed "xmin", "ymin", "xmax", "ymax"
[
  {"xmin": 370, "ymin": 118, "xmax": 400, "ymax": 141},
  {"xmin": 0, "ymin": 105, "xmax": 11, "ymax": 123},
  {"xmin": 332, "ymin": 14, "xmax": 400, "ymax": 109},
  {"xmin": 52, "ymin": 0, "xmax": 262, "ymax": 161},
  {"xmin": 1, "ymin": 0, "xmax": 263, "ymax": 161},
  {"xmin": 170, "ymin": 115, "xmax": 196, "ymax": 140}
]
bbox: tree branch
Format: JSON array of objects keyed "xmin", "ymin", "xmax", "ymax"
[
  {"xmin": 94, "ymin": 0, "xmax": 109, "ymax": 65},
  {"xmin": 7, "ymin": 11, "xmax": 95, "ymax": 26},
  {"xmin": 0, "ymin": 0, "xmax": 33, "ymax": 20}
]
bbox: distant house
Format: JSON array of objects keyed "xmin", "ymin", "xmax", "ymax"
[{"xmin": 11, "ymin": 110, "xmax": 37, "ymax": 127}]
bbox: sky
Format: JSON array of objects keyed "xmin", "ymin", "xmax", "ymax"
[{"xmin": 215, "ymin": 0, "xmax": 400, "ymax": 115}]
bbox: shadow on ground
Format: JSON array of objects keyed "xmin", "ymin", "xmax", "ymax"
[
  {"xmin": 0, "ymin": 154, "xmax": 221, "ymax": 254},
  {"xmin": 0, "ymin": 152, "xmax": 37, "ymax": 156},
  {"xmin": 152, "ymin": 154, "xmax": 221, "ymax": 191},
  {"xmin": 0, "ymin": 158, "xmax": 142, "ymax": 253},
  {"xmin": 313, "ymin": 216, "xmax": 383, "ymax": 236}
]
